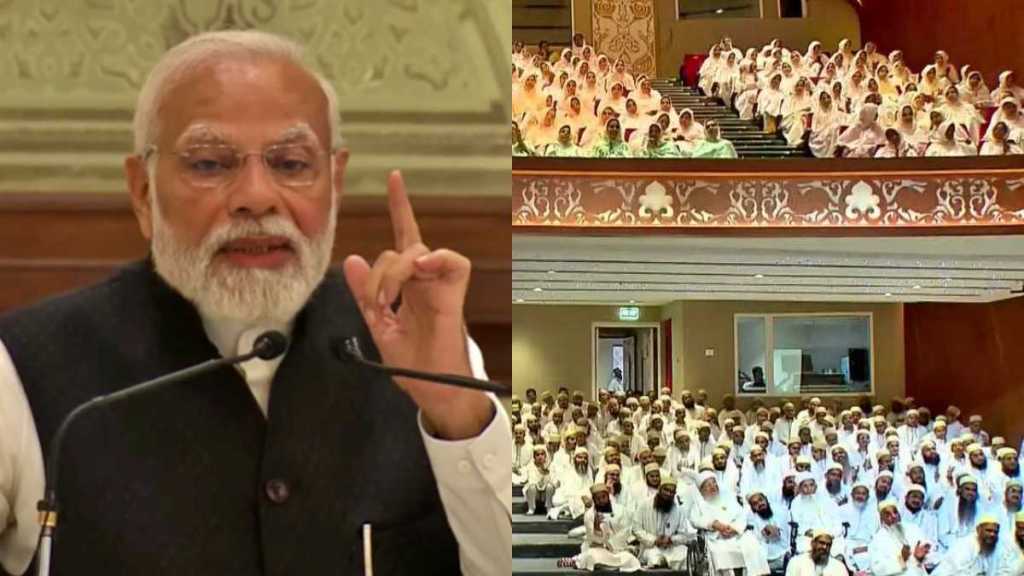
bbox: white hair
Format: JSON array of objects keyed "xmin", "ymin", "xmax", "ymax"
[{"xmin": 133, "ymin": 29, "xmax": 342, "ymax": 155}]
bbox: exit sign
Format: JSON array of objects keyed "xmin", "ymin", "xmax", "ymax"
[{"xmin": 618, "ymin": 307, "xmax": 640, "ymax": 321}]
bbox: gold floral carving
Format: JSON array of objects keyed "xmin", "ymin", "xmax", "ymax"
[{"xmin": 591, "ymin": 0, "xmax": 656, "ymax": 79}]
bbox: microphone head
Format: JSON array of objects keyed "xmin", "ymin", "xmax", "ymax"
[{"xmin": 252, "ymin": 331, "xmax": 289, "ymax": 360}]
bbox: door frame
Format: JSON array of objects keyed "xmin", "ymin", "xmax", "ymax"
[{"xmin": 592, "ymin": 322, "xmax": 662, "ymax": 400}]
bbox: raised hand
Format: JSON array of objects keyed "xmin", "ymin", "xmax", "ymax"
[{"xmin": 342, "ymin": 171, "xmax": 494, "ymax": 440}]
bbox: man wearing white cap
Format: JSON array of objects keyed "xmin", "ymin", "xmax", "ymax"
[
  {"xmin": 1002, "ymin": 511, "xmax": 1024, "ymax": 575},
  {"xmin": 634, "ymin": 475, "xmax": 694, "ymax": 569},
  {"xmin": 966, "ymin": 443, "xmax": 998, "ymax": 502},
  {"xmin": 967, "ymin": 415, "xmax": 991, "ymax": 447},
  {"xmin": 931, "ymin": 516, "xmax": 1015, "ymax": 576},
  {"xmin": 746, "ymin": 490, "xmax": 792, "ymax": 573},
  {"xmin": 784, "ymin": 531, "xmax": 849, "ymax": 576},
  {"xmin": 994, "ymin": 479, "xmax": 1022, "ymax": 546},
  {"xmin": 791, "ymin": 472, "xmax": 844, "ymax": 553},
  {"xmin": 740, "ymin": 444, "xmax": 779, "ymax": 501},
  {"xmin": 898, "ymin": 409, "xmax": 927, "ymax": 453},
  {"xmin": 513, "ymin": 424, "xmax": 533, "ymax": 486},
  {"xmin": 824, "ymin": 463, "xmax": 850, "ymax": 506},
  {"xmin": 901, "ymin": 483, "xmax": 942, "ymax": 557},
  {"xmin": 870, "ymin": 499, "xmax": 936, "ymax": 575},
  {"xmin": 550, "ymin": 447, "xmax": 596, "ymax": 520},
  {"xmin": 991, "ymin": 447, "xmax": 1022, "ymax": 500},
  {"xmin": 625, "ymin": 462, "xmax": 663, "ymax": 514},
  {"xmin": 524, "ymin": 445, "xmax": 556, "ymax": 515},
  {"xmin": 939, "ymin": 475, "xmax": 994, "ymax": 554},
  {"xmin": 689, "ymin": 472, "xmax": 771, "ymax": 576},
  {"xmin": 560, "ymin": 482, "xmax": 642, "ymax": 572},
  {"xmin": 839, "ymin": 481, "xmax": 878, "ymax": 572}
]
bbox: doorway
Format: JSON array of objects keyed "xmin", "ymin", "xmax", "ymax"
[{"xmin": 592, "ymin": 323, "xmax": 660, "ymax": 399}]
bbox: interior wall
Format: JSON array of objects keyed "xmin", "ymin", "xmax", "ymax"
[
  {"xmin": 675, "ymin": 301, "xmax": 905, "ymax": 409},
  {"xmin": 512, "ymin": 305, "xmax": 662, "ymax": 399},
  {"xmin": 905, "ymin": 296, "xmax": 1024, "ymax": 449},
  {"xmin": 513, "ymin": 300, "xmax": 905, "ymax": 408},
  {"xmin": 857, "ymin": 0, "xmax": 1024, "ymax": 87},
  {"xmin": 652, "ymin": 0, "xmax": 862, "ymax": 78}
]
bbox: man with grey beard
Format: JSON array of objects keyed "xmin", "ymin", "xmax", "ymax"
[
  {"xmin": 0, "ymin": 30, "xmax": 509, "ymax": 576},
  {"xmin": 838, "ymin": 482, "xmax": 877, "ymax": 572},
  {"xmin": 931, "ymin": 517, "xmax": 1017, "ymax": 576},
  {"xmin": 870, "ymin": 499, "xmax": 936, "ymax": 575},
  {"xmin": 550, "ymin": 448, "xmax": 595, "ymax": 520}
]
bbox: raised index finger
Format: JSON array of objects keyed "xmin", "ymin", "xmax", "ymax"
[{"xmin": 387, "ymin": 170, "xmax": 422, "ymax": 250}]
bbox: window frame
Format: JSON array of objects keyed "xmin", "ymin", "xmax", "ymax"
[
  {"xmin": 734, "ymin": 312, "xmax": 875, "ymax": 397},
  {"xmin": 676, "ymin": 0, "xmax": 765, "ymax": 21}
]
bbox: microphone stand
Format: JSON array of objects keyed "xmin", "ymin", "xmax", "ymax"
[
  {"xmin": 336, "ymin": 337, "xmax": 512, "ymax": 396},
  {"xmin": 35, "ymin": 331, "xmax": 288, "ymax": 576}
]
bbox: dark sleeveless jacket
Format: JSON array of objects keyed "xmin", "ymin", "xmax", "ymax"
[{"xmin": 0, "ymin": 260, "xmax": 461, "ymax": 575}]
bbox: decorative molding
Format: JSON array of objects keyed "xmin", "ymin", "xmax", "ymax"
[
  {"xmin": 592, "ymin": 0, "xmax": 656, "ymax": 79},
  {"xmin": 512, "ymin": 158, "xmax": 1024, "ymax": 234},
  {"xmin": 0, "ymin": 0, "xmax": 511, "ymax": 195}
]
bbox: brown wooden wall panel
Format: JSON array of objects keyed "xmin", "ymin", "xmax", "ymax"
[
  {"xmin": 0, "ymin": 194, "xmax": 511, "ymax": 381},
  {"xmin": 858, "ymin": 0, "xmax": 1024, "ymax": 87},
  {"xmin": 905, "ymin": 296, "xmax": 1024, "ymax": 449}
]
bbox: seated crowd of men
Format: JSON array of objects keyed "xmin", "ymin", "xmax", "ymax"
[
  {"xmin": 511, "ymin": 34, "xmax": 1024, "ymax": 159},
  {"xmin": 511, "ymin": 388, "xmax": 1024, "ymax": 574}
]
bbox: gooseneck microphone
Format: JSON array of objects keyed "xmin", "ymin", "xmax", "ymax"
[
  {"xmin": 336, "ymin": 336, "xmax": 512, "ymax": 396},
  {"xmin": 35, "ymin": 331, "xmax": 289, "ymax": 576}
]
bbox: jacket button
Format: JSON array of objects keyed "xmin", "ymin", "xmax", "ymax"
[{"xmin": 264, "ymin": 479, "xmax": 290, "ymax": 504}]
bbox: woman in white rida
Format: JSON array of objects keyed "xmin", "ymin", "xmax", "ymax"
[
  {"xmin": 836, "ymin": 103, "xmax": 886, "ymax": 158},
  {"xmin": 781, "ymin": 77, "xmax": 815, "ymax": 147},
  {"xmin": 925, "ymin": 121, "xmax": 978, "ymax": 157},
  {"xmin": 980, "ymin": 121, "xmax": 1023, "ymax": 156}
]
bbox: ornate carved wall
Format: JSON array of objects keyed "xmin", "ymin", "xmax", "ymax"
[
  {"xmin": 513, "ymin": 157, "xmax": 1024, "ymax": 234},
  {"xmin": 0, "ymin": 0, "xmax": 511, "ymax": 196},
  {"xmin": 591, "ymin": 0, "xmax": 656, "ymax": 79}
]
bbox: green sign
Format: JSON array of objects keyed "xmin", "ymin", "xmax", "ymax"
[{"xmin": 618, "ymin": 307, "xmax": 640, "ymax": 321}]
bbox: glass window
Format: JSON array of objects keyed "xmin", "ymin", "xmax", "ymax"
[
  {"xmin": 736, "ymin": 314, "xmax": 872, "ymax": 396},
  {"xmin": 736, "ymin": 316, "xmax": 768, "ymax": 393},
  {"xmin": 678, "ymin": 0, "xmax": 762, "ymax": 20}
]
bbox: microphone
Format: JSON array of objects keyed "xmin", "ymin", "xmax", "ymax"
[
  {"xmin": 335, "ymin": 336, "xmax": 511, "ymax": 396},
  {"xmin": 35, "ymin": 330, "xmax": 289, "ymax": 576}
]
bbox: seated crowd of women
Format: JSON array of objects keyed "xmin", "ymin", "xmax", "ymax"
[
  {"xmin": 511, "ymin": 38, "xmax": 737, "ymax": 159},
  {"xmin": 512, "ymin": 35, "xmax": 1024, "ymax": 159}
]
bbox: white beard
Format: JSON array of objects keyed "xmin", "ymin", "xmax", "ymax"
[{"xmin": 148, "ymin": 173, "xmax": 337, "ymax": 324}]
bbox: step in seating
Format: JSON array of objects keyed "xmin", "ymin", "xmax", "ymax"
[
  {"xmin": 651, "ymin": 79, "xmax": 810, "ymax": 159},
  {"xmin": 513, "ymin": 557, "xmax": 687, "ymax": 575}
]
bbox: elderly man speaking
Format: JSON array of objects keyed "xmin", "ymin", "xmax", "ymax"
[{"xmin": 0, "ymin": 31, "xmax": 511, "ymax": 576}]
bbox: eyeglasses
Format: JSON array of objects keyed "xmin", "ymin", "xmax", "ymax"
[{"xmin": 144, "ymin": 143, "xmax": 329, "ymax": 189}]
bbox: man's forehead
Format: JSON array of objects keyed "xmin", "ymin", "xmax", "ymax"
[{"xmin": 158, "ymin": 58, "xmax": 331, "ymax": 147}]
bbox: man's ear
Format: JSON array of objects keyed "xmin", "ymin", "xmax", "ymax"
[
  {"xmin": 331, "ymin": 148, "xmax": 350, "ymax": 200},
  {"xmin": 125, "ymin": 154, "xmax": 154, "ymax": 241}
]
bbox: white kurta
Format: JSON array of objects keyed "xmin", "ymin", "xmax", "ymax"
[
  {"xmin": 931, "ymin": 536, "xmax": 1017, "ymax": 576},
  {"xmin": 634, "ymin": 497, "xmax": 695, "ymax": 568},
  {"xmin": 551, "ymin": 468, "xmax": 594, "ymax": 519},
  {"xmin": 574, "ymin": 506, "xmax": 641, "ymax": 572},
  {"xmin": 785, "ymin": 553, "xmax": 850, "ymax": 576},
  {"xmin": 689, "ymin": 495, "xmax": 770, "ymax": 575},
  {"xmin": 791, "ymin": 494, "xmax": 844, "ymax": 552},
  {"xmin": 870, "ymin": 523, "xmax": 932, "ymax": 576},
  {"xmin": 839, "ymin": 501, "xmax": 879, "ymax": 570},
  {"xmin": 747, "ymin": 506, "xmax": 792, "ymax": 563}
]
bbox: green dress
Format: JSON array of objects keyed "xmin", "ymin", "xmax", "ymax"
[
  {"xmin": 590, "ymin": 138, "xmax": 632, "ymax": 158},
  {"xmin": 640, "ymin": 140, "xmax": 687, "ymax": 159},
  {"xmin": 543, "ymin": 142, "xmax": 584, "ymax": 157},
  {"xmin": 690, "ymin": 139, "xmax": 738, "ymax": 159}
]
